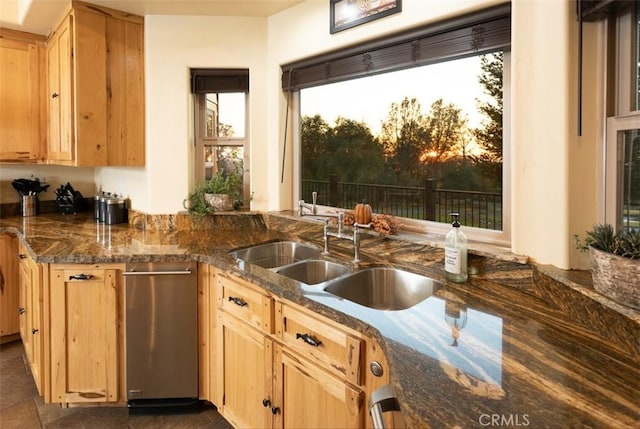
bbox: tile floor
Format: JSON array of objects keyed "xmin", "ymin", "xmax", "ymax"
[{"xmin": 0, "ymin": 340, "xmax": 233, "ymax": 429}]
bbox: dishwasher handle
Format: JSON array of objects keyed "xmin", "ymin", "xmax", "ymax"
[
  {"xmin": 368, "ymin": 384, "xmax": 404, "ymax": 429},
  {"xmin": 123, "ymin": 270, "xmax": 192, "ymax": 276}
]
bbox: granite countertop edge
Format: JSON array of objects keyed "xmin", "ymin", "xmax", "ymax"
[{"xmin": 1, "ymin": 213, "xmax": 639, "ymax": 428}]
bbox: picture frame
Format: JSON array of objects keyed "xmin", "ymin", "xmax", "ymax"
[{"xmin": 330, "ymin": 0, "xmax": 402, "ymax": 34}]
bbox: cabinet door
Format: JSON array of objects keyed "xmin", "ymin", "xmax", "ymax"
[
  {"xmin": 0, "ymin": 36, "xmax": 43, "ymax": 162},
  {"xmin": 50, "ymin": 267, "xmax": 119, "ymax": 403},
  {"xmin": 0, "ymin": 234, "xmax": 20, "ymax": 337},
  {"xmin": 217, "ymin": 312, "xmax": 272, "ymax": 429},
  {"xmin": 28, "ymin": 257, "xmax": 43, "ymax": 394},
  {"xmin": 18, "ymin": 261, "xmax": 31, "ymax": 357},
  {"xmin": 274, "ymin": 345, "xmax": 364, "ymax": 429},
  {"xmin": 198, "ymin": 264, "xmax": 214, "ymax": 402},
  {"xmin": 47, "ymin": 16, "xmax": 74, "ymax": 162}
]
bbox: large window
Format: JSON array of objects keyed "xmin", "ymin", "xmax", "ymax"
[
  {"xmin": 192, "ymin": 69, "xmax": 250, "ymax": 205},
  {"xmin": 283, "ymin": 5, "xmax": 511, "ymax": 243}
]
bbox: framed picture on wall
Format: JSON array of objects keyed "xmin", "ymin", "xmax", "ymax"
[{"xmin": 330, "ymin": 0, "xmax": 402, "ymax": 34}]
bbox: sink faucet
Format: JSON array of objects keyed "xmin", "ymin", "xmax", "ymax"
[
  {"xmin": 321, "ymin": 213, "xmax": 370, "ymax": 264},
  {"xmin": 298, "ymin": 191, "xmax": 317, "ymax": 216}
]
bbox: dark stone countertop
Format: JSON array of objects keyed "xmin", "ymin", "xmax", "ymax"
[{"xmin": 1, "ymin": 212, "xmax": 638, "ymax": 429}]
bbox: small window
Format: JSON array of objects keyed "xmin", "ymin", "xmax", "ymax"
[
  {"xmin": 602, "ymin": 3, "xmax": 640, "ymax": 232},
  {"xmin": 192, "ymin": 69, "xmax": 250, "ymax": 206}
]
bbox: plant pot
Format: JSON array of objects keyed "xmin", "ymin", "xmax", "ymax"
[
  {"xmin": 204, "ymin": 193, "xmax": 234, "ymax": 211},
  {"xmin": 589, "ymin": 246, "xmax": 640, "ymax": 309}
]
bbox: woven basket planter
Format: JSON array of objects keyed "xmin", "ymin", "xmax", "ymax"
[
  {"xmin": 589, "ymin": 246, "xmax": 640, "ymax": 309},
  {"xmin": 204, "ymin": 193, "xmax": 234, "ymax": 212}
]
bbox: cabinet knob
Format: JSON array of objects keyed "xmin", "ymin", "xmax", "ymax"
[
  {"xmin": 18, "ymin": 254, "xmax": 27, "ymax": 259},
  {"xmin": 370, "ymin": 361, "xmax": 384, "ymax": 377},
  {"xmin": 271, "ymin": 406, "xmax": 280, "ymax": 415},
  {"xmin": 51, "ymin": 93, "xmax": 59, "ymax": 98},
  {"xmin": 69, "ymin": 274, "xmax": 94, "ymax": 281},
  {"xmin": 262, "ymin": 398, "xmax": 270, "ymax": 407},
  {"xmin": 32, "ymin": 328, "xmax": 39, "ymax": 335},
  {"xmin": 18, "ymin": 307, "xmax": 25, "ymax": 315},
  {"xmin": 296, "ymin": 332, "xmax": 322, "ymax": 347}
]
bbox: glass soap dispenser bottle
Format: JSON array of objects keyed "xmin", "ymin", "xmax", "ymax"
[{"xmin": 444, "ymin": 213, "xmax": 468, "ymax": 283}]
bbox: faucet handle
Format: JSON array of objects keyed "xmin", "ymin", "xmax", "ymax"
[{"xmin": 311, "ymin": 191, "xmax": 317, "ymax": 214}]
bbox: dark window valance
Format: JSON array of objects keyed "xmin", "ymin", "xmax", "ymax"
[
  {"xmin": 579, "ymin": 0, "xmax": 634, "ymax": 22},
  {"xmin": 190, "ymin": 69, "xmax": 249, "ymax": 93},
  {"xmin": 281, "ymin": 3, "xmax": 510, "ymax": 91}
]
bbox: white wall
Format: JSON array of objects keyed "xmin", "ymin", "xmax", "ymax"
[
  {"xmin": 4, "ymin": 0, "xmax": 601, "ymax": 269},
  {"xmin": 0, "ymin": 164, "xmax": 95, "ymax": 204},
  {"xmin": 96, "ymin": 14, "xmax": 269, "ymax": 214}
]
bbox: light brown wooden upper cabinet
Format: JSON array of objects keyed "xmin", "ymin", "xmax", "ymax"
[
  {"xmin": 0, "ymin": 29, "xmax": 46, "ymax": 163},
  {"xmin": 46, "ymin": 1, "xmax": 145, "ymax": 166}
]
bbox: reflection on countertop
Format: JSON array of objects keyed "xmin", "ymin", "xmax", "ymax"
[{"xmin": 1, "ymin": 211, "xmax": 638, "ymax": 428}]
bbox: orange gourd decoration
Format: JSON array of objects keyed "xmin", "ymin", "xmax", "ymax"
[{"xmin": 354, "ymin": 200, "xmax": 372, "ymax": 224}]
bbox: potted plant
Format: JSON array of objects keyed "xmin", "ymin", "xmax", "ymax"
[
  {"xmin": 185, "ymin": 171, "xmax": 244, "ymax": 216},
  {"xmin": 575, "ymin": 223, "xmax": 640, "ymax": 309}
]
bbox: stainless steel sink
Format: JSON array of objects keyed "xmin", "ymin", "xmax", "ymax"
[
  {"xmin": 275, "ymin": 259, "xmax": 351, "ymax": 285},
  {"xmin": 229, "ymin": 241, "xmax": 322, "ymax": 269},
  {"xmin": 323, "ymin": 267, "xmax": 442, "ymax": 310}
]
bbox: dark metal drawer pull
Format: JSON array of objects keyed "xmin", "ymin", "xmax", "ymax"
[
  {"xmin": 296, "ymin": 333, "xmax": 322, "ymax": 347},
  {"xmin": 18, "ymin": 307, "xmax": 25, "ymax": 315},
  {"xmin": 32, "ymin": 328, "xmax": 39, "ymax": 335},
  {"xmin": 18, "ymin": 254, "xmax": 27, "ymax": 259},
  {"xmin": 262, "ymin": 398, "xmax": 270, "ymax": 407},
  {"xmin": 69, "ymin": 274, "xmax": 94, "ymax": 281},
  {"xmin": 228, "ymin": 296, "xmax": 247, "ymax": 307}
]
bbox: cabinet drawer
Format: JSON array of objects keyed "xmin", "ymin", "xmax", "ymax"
[
  {"xmin": 217, "ymin": 273, "xmax": 273, "ymax": 334},
  {"xmin": 276, "ymin": 302, "xmax": 362, "ymax": 385},
  {"xmin": 51, "ymin": 268, "xmax": 111, "ymax": 283}
]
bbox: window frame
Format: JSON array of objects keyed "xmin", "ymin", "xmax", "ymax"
[
  {"xmin": 287, "ymin": 5, "xmax": 512, "ymax": 245},
  {"xmin": 601, "ymin": 2, "xmax": 639, "ymax": 230},
  {"xmin": 194, "ymin": 92, "xmax": 251, "ymax": 204}
]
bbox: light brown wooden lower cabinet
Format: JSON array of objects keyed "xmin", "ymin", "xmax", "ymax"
[
  {"xmin": 49, "ymin": 264, "xmax": 122, "ymax": 404},
  {"xmin": 211, "ymin": 270, "xmax": 389, "ymax": 429},
  {"xmin": 274, "ymin": 345, "xmax": 364, "ymax": 428},
  {"xmin": 17, "ymin": 244, "xmax": 44, "ymax": 395},
  {"xmin": 0, "ymin": 234, "xmax": 20, "ymax": 340},
  {"xmin": 216, "ymin": 311, "xmax": 272, "ymax": 428}
]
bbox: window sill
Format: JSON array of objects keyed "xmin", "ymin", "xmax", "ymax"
[{"xmin": 268, "ymin": 210, "xmax": 528, "ymax": 265}]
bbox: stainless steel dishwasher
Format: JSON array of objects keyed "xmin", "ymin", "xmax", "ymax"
[{"xmin": 124, "ymin": 261, "xmax": 199, "ymax": 411}]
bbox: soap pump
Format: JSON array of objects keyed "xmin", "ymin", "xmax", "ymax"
[{"xmin": 444, "ymin": 213, "xmax": 468, "ymax": 283}]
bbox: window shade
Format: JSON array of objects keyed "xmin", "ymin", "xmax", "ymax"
[
  {"xmin": 580, "ymin": 0, "xmax": 630, "ymax": 22},
  {"xmin": 281, "ymin": 3, "xmax": 511, "ymax": 91},
  {"xmin": 190, "ymin": 69, "xmax": 249, "ymax": 93}
]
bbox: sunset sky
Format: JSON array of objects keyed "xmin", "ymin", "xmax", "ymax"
[{"xmin": 300, "ymin": 55, "xmax": 490, "ymax": 138}]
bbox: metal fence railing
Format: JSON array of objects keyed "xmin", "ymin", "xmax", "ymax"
[{"xmin": 301, "ymin": 178, "xmax": 503, "ymax": 231}]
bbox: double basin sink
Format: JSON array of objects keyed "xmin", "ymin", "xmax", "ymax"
[{"xmin": 229, "ymin": 241, "xmax": 442, "ymax": 311}]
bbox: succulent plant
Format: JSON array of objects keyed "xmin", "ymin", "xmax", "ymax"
[
  {"xmin": 613, "ymin": 229, "xmax": 640, "ymax": 259},
  {"xmin": 575, "ymin": 223, "xmax": 640, "ymax": 260}
]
